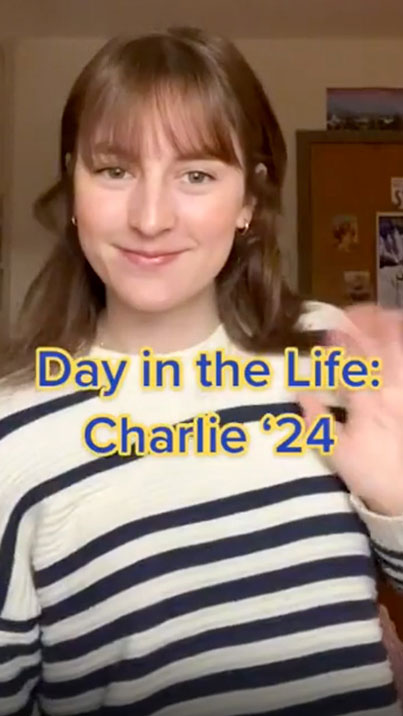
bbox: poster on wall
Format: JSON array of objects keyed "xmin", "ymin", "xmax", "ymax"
[
  {"xmin": 377, "ymin": 212, "xmax": 403, "ymax": 308},
  {"xmin": 327, "ymin": 88, "xmax": 403, "ymax": 130}
]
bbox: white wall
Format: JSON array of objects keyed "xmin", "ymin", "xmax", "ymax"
[
  {"xmin": 4, "ymin": 36, "xmax": 403, "ymax": 328},
  {"xmin": 237, "ymin": 38, "xmax": 403, "ymax": 287},
  {"xmin": 5, "ymin": 38, "xmax": 104, "ymax": 332}
]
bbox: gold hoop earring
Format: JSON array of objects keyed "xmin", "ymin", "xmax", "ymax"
[{"xmin": 238, "ymin": 220, "xmax": 250, "ymax": 236}]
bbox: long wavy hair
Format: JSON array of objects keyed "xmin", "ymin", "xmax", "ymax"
[{"xmin": 0, "ymin": 26, "xmax": 315, "ymax": 385}]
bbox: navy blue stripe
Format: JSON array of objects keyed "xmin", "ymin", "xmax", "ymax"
[
  {"xmin": 0, "ymin": 638, "xmax": 39, "ymax": 665},
  {"xmin": 7, "ymin": 696, "xmax": 37, "ymax": 716},
  {"xmin": 64, "ymin": 684, "xmax": 398, "ymax": 716},
  {"xmin": 40, "ymin": 511, "xmax": 363, "ymax": 625},
  {"xmin": 0, "ymin": 375, "xmax": 345, "ymax": 442},
  {"xmin": 41, "ymin": 599, "xmax": 377, "ymax": 698},
  {"xmin": 43, "ymin": 554, "xmax": 374, "ymax": 662},
  {"xmin": 0, "ymin": 616, "xmax": 38, "ymax": 633},
  {"xmin": 91, "ymin": 642, "xmax": 387, "ymax": 716},
  {"xmin": 244, "ymin": 685, "xmax": 397, "ymax": 716},
  {"xmin": 376, "ymin": 556, "xmax": 403, "ymax": 578},
  {"xmin": 0, "ymin": 391, "xmax": 345, "ymax": 442},
  {"xmin": 0, "ymin": 400, "xmax": 305, "ymax": 611},
  {"xmin": 0, "ymin": 395, "xmax": 298, "ymax": 440},
  {"xmin": 0, "ymin": 389, "xmax": 97, "ymax": 439},
  {"xmin": 0, "ymin": 662, "xmax": 41, "ymax": 698},
  {"xmin": 372, "ymin": 538, "xmax": 403, "ymax": 563},
  {"xmin": 35, "ymin": 474, "xmax": 349, "ymax": 588}
]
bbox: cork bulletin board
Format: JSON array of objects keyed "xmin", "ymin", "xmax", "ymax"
[
  {"xmin": 297, "ymin": 131, "xmax": 403, "ymax": 638},
  {"xmin": 297, "ymin": 131, "xmax": 403, "ymax": 308}
]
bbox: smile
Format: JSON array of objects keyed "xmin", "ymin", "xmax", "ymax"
[{"xmin": 118, "ymin": 248, "xmax": 185, "ymax": 266}]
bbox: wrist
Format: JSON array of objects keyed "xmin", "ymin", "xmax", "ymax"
[{"xmin": 360, "ymin": 495, "xmax": 403, "ymax": 518}]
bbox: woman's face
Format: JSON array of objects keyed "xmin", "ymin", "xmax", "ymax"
[{"xmin": 73, "ymin": 120, "xmax": 252, "ymax": 315}]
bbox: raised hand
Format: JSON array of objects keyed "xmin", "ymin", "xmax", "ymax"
[{"xmin": 299, "ymin": 304, "xmax": 403, "ymax": 517}]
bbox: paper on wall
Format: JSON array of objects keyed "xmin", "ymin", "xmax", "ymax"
[{"xmin": 391, "ymin": 178, "xmax": 403, "ymax": 210}]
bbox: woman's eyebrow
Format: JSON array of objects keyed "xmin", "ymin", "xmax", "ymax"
[
  {"xmin": 174, "ymin": 151, "xmax": 221, "ymax": 161},
  {"xmin": 91, "ymin": 141, "xmax": 134, "ymax": 160},
  {"xmin": 89, "ymin": 143, "xmax": 225, "ymax": 164}
]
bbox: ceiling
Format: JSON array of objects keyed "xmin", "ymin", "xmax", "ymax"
[{"xmin": 1, "ymin": 0, "xmax": 403, "ymax": 38}]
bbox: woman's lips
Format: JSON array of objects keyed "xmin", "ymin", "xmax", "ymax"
[{"xmin": 119, "ymin": 248, "xmax": 184, "ymax": 266}]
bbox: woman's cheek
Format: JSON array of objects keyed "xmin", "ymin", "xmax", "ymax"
[
  {"xmin": 180, "ymin": 196, "xmax": 240, "ymax": 240},
  {"xmin": 76, "ymin": 184, "xmax": 126, "ymax": 231}
]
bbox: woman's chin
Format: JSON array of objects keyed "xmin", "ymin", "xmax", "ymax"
[{"xmin": 119, "ymin": 292, "xmax": 187, "ymax": 314}]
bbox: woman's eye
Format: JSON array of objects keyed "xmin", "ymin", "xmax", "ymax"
[
  {"xmin": 185, "ymin": 171, "xmax": 214, "ymax": 184},
  {"xmin": 97, "ymin": 167, "xmax": 129, "ymax": 179}
]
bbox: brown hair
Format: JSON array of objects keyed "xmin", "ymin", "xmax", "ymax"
[{"xmin": 0, "ymin": 26, "xmax": 315, "ymax": 385}]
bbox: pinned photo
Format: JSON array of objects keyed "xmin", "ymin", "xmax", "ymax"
[
  {"xmin": 391, "ymin": 178, "xmax": 403, "ymax": 210},
  {"xmin": 343, "ymin": 271, "xmax": 372, "ymax": 303},
  {"xmin": 332, "ymin": 215, "xmax": 359, "ymax": 252}
]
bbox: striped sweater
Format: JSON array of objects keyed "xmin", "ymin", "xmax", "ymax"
[{"xmin": 1, "ymin": 302, "xmax": 403, "ymax": 716}]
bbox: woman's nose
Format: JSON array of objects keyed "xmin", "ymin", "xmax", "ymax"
[{"xmin": 127, "ymin": 178, "xmax": 175, "ymax": 237}]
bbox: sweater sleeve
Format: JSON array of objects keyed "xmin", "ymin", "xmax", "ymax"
[
  {"xmin": 0, "ymin": 495, "xmax": 41, "ymax": 716},
  {"xmin": 0, "ymin": 392, "xmax": 42, "ymax": 715},
  {"xmin": 350, "ymin": 494, "xmax": 403, "ymax": 593}
]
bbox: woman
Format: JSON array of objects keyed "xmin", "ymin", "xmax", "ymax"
[{"xmin": 0, "ymin": 27, "xmax": 403, "ymax": 716}]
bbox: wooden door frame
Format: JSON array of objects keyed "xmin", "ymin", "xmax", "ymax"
[{"xmin": 296, "ymin": 130, "xmax": 403, "ymax": 297}]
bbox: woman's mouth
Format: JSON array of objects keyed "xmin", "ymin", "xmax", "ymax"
[{"xmin": 118, "ymin": 248, "xmax": 184, "ymax": 266}]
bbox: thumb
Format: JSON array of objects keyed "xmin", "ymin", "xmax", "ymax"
[{"xmin": 297, "ymin": 392, "xmax": 326, "ymax": 429}]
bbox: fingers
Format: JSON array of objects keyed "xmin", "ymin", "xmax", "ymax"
[
  {"xmin": 298, "ymin": 391, "xmax": 344, "ymax": 464},
  {"xmin": 327, "ymin": 305, "xmax": 403, "ymax": 388}
]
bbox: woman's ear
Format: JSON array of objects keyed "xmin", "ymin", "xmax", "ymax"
[
  {"xmin": 249, "ymin": 163, "xmax": 268, "ymax": 209},
  {"xmin": 255, "ymin": 162, "xmax": 267, "ymax": 179},
  {"xmin": 236, "ymin": 204, "xmax": 254, "ymax": 231},
  {"xmin": 64, "ymin": 152, "xmax": 72, "ymax": 173},
  {"xmin": 236, "ymin": 163, "xmax": 268, "ymax": 230}
]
